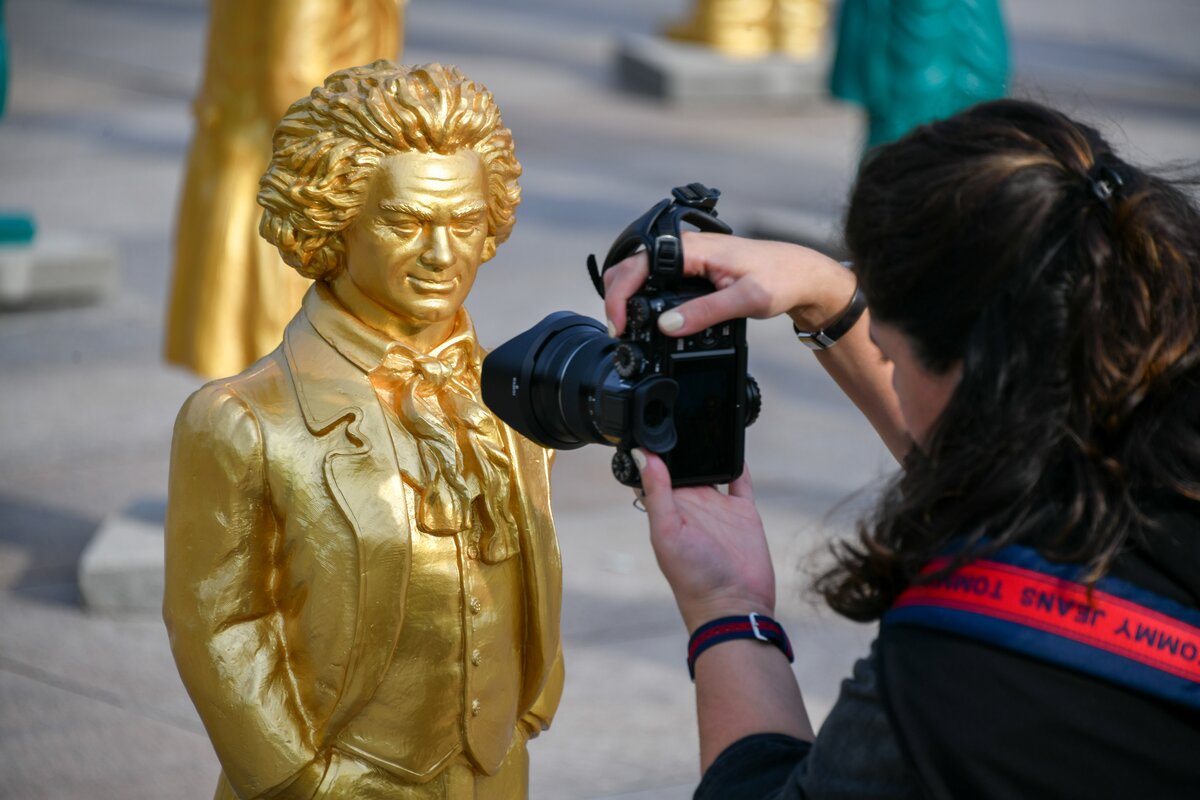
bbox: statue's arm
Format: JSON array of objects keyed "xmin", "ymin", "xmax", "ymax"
[
  {"xmin": 163, "ymin": 384, "xmax": 326, "ymax": 799},
  {"xmin": 521, "ymin": 642, "xmax": 565, "ymax": 738},
  {"xmin": 523, "ymin": 444, "xmax": 565, "ymax": 737}
]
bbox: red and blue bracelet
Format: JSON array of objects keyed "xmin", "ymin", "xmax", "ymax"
[{"xmin": 687, "ymin": 613, "xmax": 794, "ymax": 680}]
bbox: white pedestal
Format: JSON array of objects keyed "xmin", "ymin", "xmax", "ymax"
[
  {"xmin": 79, "ymin": 509, "xmax": 164, "ymax": 616},
  {"xmin": 0, "ymin": 234, "xmax": 118, "ymax": 307}
]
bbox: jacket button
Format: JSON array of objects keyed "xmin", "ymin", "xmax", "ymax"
[
  {"xmin": 471, "ymin": 699, "xmax": 481, "ymax": 716},
  {"xmin": 469, "ymin": 597, "xmax": 482, "ymax": 614},
  {"xmin": 471, "ymin": 648, "xmax": 482, "ymax": 665},
  {"xmin": 467, "ymin": 544, "xmax": 480, "ymax": 559}
]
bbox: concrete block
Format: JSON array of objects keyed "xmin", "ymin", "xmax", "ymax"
[
  {"xmin": 79, "ymin": 507, "xmax": 164, "ymax": 616},
  {"xmin": 616, "ymin": 33, "xmax": 830, "ymax": 106},
  {"xmin": 744, "ymin": 206, "xmax": 847, "ymax": 260},
  {"xmin": 0, "ymin": 233, "xmax": 119, "ymax": 307}
]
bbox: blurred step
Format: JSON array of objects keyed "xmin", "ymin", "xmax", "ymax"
[
  {"xmin": 616, "ymin": 33, "xmax": 830, "ymax": 106},
  {"xmin": 79, "ymin": 504, "xmax": 164, "ymax": 617},
  {"xmin": 0, "ymin": 233, "xmax": 118, "ymax": 308}
]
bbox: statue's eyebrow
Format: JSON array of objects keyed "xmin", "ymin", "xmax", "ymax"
[
  {"xmin": 378, "ymin": 200, "xmax": 434, "ymax": 219},
  {"xmin": 377, "ymin": 200, "xmax": 487, "ymax": 220},
  {"xmin": 450, "ymin": 201, "xmax": 488, "ymax": 220}
]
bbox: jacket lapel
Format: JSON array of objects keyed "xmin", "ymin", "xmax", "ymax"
[{"xmin": 283, "ymin": 311, "xmax": 411, "ymax": 738}]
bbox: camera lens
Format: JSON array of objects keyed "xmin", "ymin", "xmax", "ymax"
[{"xmin": 482, "ymin": 312, "xmax": 619, "ymax": 449}]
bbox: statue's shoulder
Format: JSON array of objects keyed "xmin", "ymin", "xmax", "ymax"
[{"xmin": 175, "ymin": 346, "xmax": 290, "ymax": 443}]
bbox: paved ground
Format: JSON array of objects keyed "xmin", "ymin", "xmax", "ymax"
[{"xmin": 1, "ymin": 0, "xmax": 1197, "ymax": 797}]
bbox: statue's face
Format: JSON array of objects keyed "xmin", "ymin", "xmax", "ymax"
[{"xmin": 343, "ymin": 149, "xmax": 494, "ymax": 331}]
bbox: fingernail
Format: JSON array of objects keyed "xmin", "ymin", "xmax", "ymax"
[
  {"xmin": 631, "ymin": 448, "xmax": 647, "ymax": 471},
  {"xmin": 606, "ymin": 318, "xmax": 617, "ymax": 337},
  {"xmin": 659, "ymin": 310, "xmax": 684, "ymax": 333}
]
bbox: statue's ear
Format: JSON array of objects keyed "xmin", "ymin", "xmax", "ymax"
[{"xmin": 481, "ymin": 236, "xmax": 497, "ymax": 263}]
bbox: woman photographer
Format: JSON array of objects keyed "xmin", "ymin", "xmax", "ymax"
[{"xmin": 603, "ymin": 99, "xmax": 1200, "ymax": 797}]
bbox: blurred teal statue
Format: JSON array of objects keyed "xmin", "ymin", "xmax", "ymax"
[
  {"xmin": 0, "ymin": 0, "xmax": 36, "ymax": 245},
  {"xmin": 831, "ymin": 0, "xmax": 1009, "ymax": 152}
]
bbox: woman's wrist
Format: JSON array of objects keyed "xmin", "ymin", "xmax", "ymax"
[
  {"xmin": 681, "ymin": 597, "xmax": 775, "ymax": 635},
  {"xmin": 687, "ymin": 612, "xmax": 794, "ymax": 679},
  {"xmin": 787, "ymin": 256, "xmax": 857, "ymax": 333}
]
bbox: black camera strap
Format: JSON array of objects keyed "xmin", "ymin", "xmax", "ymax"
[{"xmin": 587, "ymin": 183, "xmax": 732, "ymax": 298}]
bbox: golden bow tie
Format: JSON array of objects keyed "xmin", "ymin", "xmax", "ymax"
[
  {"xmin": 371, "ymin": 340, "xmax": 519, "ymax": 562},
  {"xmin": 407, "ymin": 352, "xmax": 457, "ymax": 389}
]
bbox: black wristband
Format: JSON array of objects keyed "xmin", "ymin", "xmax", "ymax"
[
  {"xmin": 793, "ymin": 284, "xmax": 867, "ymax": 351},
  {"xmin": 687, "ymin": 613, "xmax": 794, "ymax": 680}
]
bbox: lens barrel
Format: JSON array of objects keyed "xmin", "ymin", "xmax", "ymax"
[
  {"xmin": 482, "ymin": 312, "xmax": 683, "ymax": 455},
  {"xmin": 482, "ymin": 312, "xmax": 615, "ymax": 449}
]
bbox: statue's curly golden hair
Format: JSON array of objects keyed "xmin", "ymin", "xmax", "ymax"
[{"xmin": 258, "ymin": 61, "xmax": 521, "ymax": 280}]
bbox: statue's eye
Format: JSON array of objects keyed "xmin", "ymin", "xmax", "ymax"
[{"xmin": 389, "ymin": 219, "xmax": 422, "ymax": 236}]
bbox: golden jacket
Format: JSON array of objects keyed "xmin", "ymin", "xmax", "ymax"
[{"xmin": 163, "ymin": 292, "xmax": 563, "ymax": 799}]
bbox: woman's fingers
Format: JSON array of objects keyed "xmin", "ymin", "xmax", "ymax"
[
  {"xmin": 603, "ymin": 252, "xmax": 649, "ymax": 334},
  {"xmin": 656, "ymin": 281, "xmax": 768, "ymax": 337},
  {"xmin": 633, "ymin": 448, "xmax": 677, "ymax": 531},
  {"xmin": 728, "ymin": 462, "xmax": 754, "ymax": 500}
]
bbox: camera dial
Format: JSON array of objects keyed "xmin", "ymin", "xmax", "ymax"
[
  {"xmin": 745, "ymin": 375, "xmax": 762, "ymax": 426},
  {"xmin": 611, "ymin": 451, "xmax": 639, "ymax": 486},
  {"xmin": 614, "ymin": 342, "xmax": 647, "ymax": 379}
]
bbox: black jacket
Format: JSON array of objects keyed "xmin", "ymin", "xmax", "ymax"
[{"xmin": 696, "ymin": 500, "xmax": 1200, "ymax": 799}]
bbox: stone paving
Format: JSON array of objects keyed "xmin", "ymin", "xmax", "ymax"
[{"xmin": 1, "ymin": 0, "xmax": 1197, "ymax": 798}]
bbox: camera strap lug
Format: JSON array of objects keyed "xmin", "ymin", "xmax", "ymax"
[{"xmin": 586, "ymin": 184, "xmax": 731, "ymax": 299}]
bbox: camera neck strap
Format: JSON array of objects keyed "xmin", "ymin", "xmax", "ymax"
[
  {"xmin": 587, "ymin": 182, "xmax": 732, "ymax": 298},
  {"xmin": 885, "ymin": 542, "xmax": 1200, "ymax": 710}
]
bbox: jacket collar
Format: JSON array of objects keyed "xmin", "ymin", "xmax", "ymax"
[
  {"xmin": 304, "ymin": 281, "xmax": 480, "ymax": 375},
  {"xmin": 286, "ymin": 283, "xmax": 480, "ymax": 435}
]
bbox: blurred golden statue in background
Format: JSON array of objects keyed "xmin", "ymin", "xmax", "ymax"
[
  {"xmin": 164, "ymin": 0, "xmax": 404, "ymax": 378},
  {"xmin": 164, "ymin": 62, "xmax": 563, "ymax": 799},
  {"xmin": 666, "ymin": 0, "xmax": 829, "ymax": 59}
]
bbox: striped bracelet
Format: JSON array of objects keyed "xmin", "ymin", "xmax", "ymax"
[{"xmin": 687, "ymin": 613, "xmax": 794, "ymax": 680}]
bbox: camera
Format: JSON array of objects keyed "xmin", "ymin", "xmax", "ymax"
[{"xmin": 481, "ymin": 184, "xmax": 760, "ymax": 487}]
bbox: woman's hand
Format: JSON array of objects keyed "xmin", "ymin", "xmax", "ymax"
[
  {"xmin": 635, "ymin": 450, "xmax": 776, "ymax": 632},
  {"xmin": 603, "ymin": 232, "xmax": 855, "ymax": 337},
  {"xmin": 606, "ymin": 231, "xmax": 913, "ymax": 461}
]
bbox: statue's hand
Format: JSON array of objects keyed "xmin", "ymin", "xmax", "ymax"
[
  {"xmin": 272, "ymin": 755, "xmax": 329, "ymax": 800},
  {"xmin": 309, "ymin": 751, "xmax": 404, "ymax": 799}
]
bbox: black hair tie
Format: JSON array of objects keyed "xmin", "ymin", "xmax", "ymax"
[{"xmin": 1088, "ymin": 162, "xmax": 1125, "ymax": 206}]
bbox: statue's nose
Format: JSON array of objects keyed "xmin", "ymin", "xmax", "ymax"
[{"xmin": 421, "ymin": 225, "xmax": 454, "ymax": 268}]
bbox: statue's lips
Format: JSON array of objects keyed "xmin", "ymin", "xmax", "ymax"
[{"xmin": 406, "ymin": 274, "xmax": 459, "ymax": 295}]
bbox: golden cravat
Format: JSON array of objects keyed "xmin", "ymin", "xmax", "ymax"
[{"xmin": 370, "ymin": 338, "xmax": 519, "ymax": 563}]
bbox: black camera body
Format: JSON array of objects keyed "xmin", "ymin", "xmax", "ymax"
[{"xmin": 481, "ymin": 184, "xmax": 760, "ymax": 487}]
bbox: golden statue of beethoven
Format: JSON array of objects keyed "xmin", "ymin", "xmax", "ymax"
[
  {"xmin": 164, "ymin": 0, "xmax": 404, "ymax": 378},
  {"xmin": 164, "ymin": 61, "xmax": 563, "ymax": 800}
]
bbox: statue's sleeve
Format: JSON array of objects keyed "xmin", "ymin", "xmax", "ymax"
[
  {"xmin": 521, "ymin": 642, "xmax": 565, "ymax": 738},
  {"xmin": 163, "ymin": 383, "xmax": 326, "ymax": 799}
]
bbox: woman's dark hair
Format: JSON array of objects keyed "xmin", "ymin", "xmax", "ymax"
[{"xmin": 819, "ymin": 99, "xmax": 1200, "ymax": 621}]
